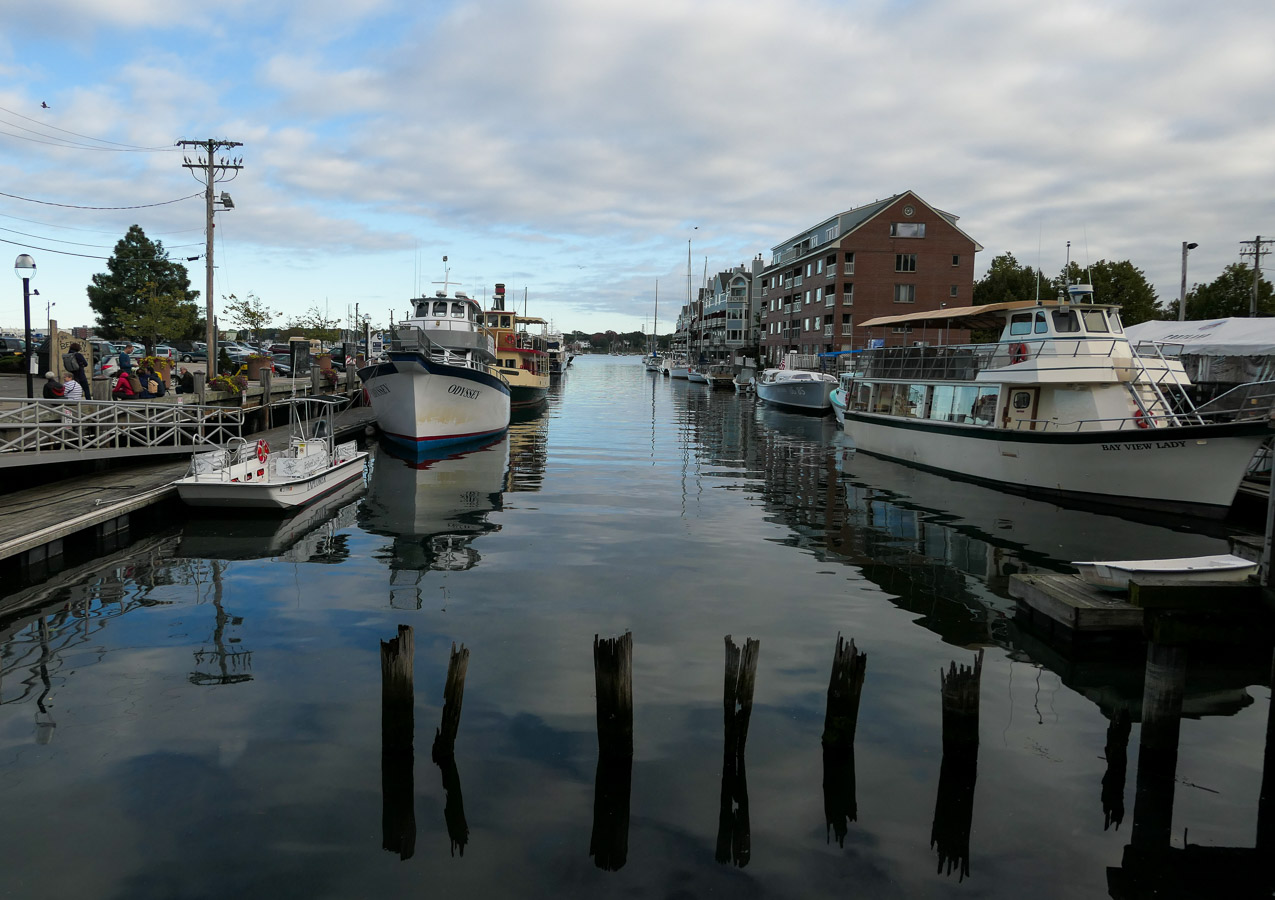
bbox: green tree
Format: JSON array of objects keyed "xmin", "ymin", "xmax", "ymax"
[
  {"xmin": 87, "ymin": 225, "xmax": 199, "ymax": 345},
  {"xmin": 115, "ymin": 282, "xmax": 200, "ymax": 356},
  {"xmin": 285, "ymin": 305, "xmax": 341, "ymax": 343},
  {"xmin": 223, "ymin": 292, "xmax": 279, "ymax": 347},
  {"xmin": 1163, "ymin": 263, "xmax": 1275, "ymax": 320},
  {"xmin": 973, "ymin": 253, "xmax": 1047, "ymax": 306},
  {"xmin": 1060, "ymin": 259, "xmax": 1160, "ymax": 325}
]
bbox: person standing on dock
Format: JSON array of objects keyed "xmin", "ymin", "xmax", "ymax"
[
  {"xmin": 118, "ymin": 344, "xmax": 135, "ymax": 374},
  {"xmin": 65, "ymin": 343, "xmax": 90, "ymax": 397}
]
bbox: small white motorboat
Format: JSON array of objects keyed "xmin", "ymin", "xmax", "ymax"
[
  {"xmin": 733, "ymin": 366, "xmax": 756, "ymax": 394},
  {"xmin": 1071, "ymin": 554, "xmax": 1258, "ymax": 590},
  {"xmin": 175, "ymin": 399, "xmax": 369, "ymax": 510}
]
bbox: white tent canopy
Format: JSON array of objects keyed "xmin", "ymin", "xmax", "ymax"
[{"xmin": 1125, "ymin": 317, "xmax": 1275, "ymax": 357}]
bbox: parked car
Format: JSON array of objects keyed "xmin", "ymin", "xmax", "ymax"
[
  {"xmin": 270, "ymin": 354, "xmax": 293, "ymax": 376},
  {"xmin": 153, "ymin": 345, "xmax": 177, "ymax": 360},
  {"xmin": 179, "ymin": 343, "xmax": 207, "ymax": 362}
]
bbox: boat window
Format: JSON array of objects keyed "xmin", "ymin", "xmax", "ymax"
[
  {"xmin": 1034, "ymin": 312, "xmax": 1049, "ymax": 334},
  {"xmin": 432, "ymin": 301, "xmax": 448, "ymax": 317},
  {"xmin": 415, "ymin": 302, "xmax": 429, "ymax": 316},
  {"xmin": 1051, "ymin": 310, "xmax": 1080, "ymax": 333},
  {"xmin": 501, "ymin": 316, "xmax": 512, "ymax": 328},
  {"xmin": 905, "ymin": 384, "xmax": 927, "ymax": 418},
  {"xmin": 1081, "ymin": 309, "xmax": 1109, "ymax": 333},
  {"xmin": 930, "ymin": 384, "xmax": 955, "ymax": 421},
  {"xmin": 852, "ymin": 382, "xmax": 871, "ymax": 412},
  {"xmin": 874, "ymin": 383, "xmax": 896, "ymax": 414},
  {"xmin": 1107, "ymin": 310, "xmax": 1124, "ymax": 333},
  {"xmin": 972, "ymin": 386, "xmax": 1000, "ymax": 426},
  {"xmin": 1009, "ymin": 313, "xmax": 1033, "ymax": 336},
  {"xmin": 451, "ymin": 303, "xmax": 467, "ymax": 318}
]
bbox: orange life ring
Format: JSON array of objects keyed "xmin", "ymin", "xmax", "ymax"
[
  {"xmin": 1134, "ymin": 409, "xmax": 1150, "ymax": 429},
  {"xmin": 256, "ymin": 439, "xmax": 270, "ymax": 462},
  {"xmin": 1009, "ymin": 343, "xmax": 1029, "ymax": 364}
]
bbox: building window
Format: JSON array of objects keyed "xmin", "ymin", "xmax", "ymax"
[
  {"xmin": 896, "ymin": 254, "xmax": 917, "ymax": 273},
  {"xmin": 891, "ymin": 325, "xmax": 913, "ymax": 334},
  {"xmin": 950, "ymin": 284, "xmax": 959, "ymax": 297},
  {"xmin": 806, "ymin": 263, "xmax": 812, "ymax": 277},
  {"xmin": 841, "ymin": 313, "xmax": 852, "ymax": 335},
  {"xmin": 814, "ymin": 316, "xmax": 821, "ymax": 331},
  {"xmin": 844, "ymin": 283, "xmax": 854, "ymax": 304},
  {"xmin": 844, "ymin": 252, "xmax": 855, "ymax": 274},
  {"xmin": 805, "ymin": 290, "xmax": 811, "ymax": 305},
  {"xmin": 891, "ymin": 222, "xmax": 926, "ymax": 238},
  {"xmin": 894, "ymin": 284, "xmax": 916, "ymax": 303},
  {"xmin": 952, "ymin": 255, "xmax": 960, "ymax": 267},
  {"xmin": 817, "ymin": 260, "xmax": 823, "ymax": 274}
]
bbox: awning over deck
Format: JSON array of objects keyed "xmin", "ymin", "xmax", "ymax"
[{"xmin": 859, "ymin": 299, "xmax": 1115, "ymax": 332}]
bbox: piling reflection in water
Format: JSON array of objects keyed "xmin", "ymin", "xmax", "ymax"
[
  {"xmin": 716, "ymin": 635, "xmax": 758, "ymax": 867},
  {"xmin": 590, "ymin": 632, "xmax": 633, "ymax": 872},
  {"xmin": 932, "ymin": 650, "xmax": 983, "ymax": 881},
  {"xmin": 380, "ymin": 625, "xmax": 415, "ymax": 860},
  {"xmin": 822, "ymin": 634, "xmax": 866, "ymax": 847},
  {"xmin": 431, "ymin": 642, "xmax": 471, "ymax": 857}
]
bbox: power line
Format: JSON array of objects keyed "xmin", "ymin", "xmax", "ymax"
[
  {"xmin": 0, "ymin": 224, "xmax": 202, "ymax": 250},
  {"xmin": 0, "ymin": 104, "xmax": 178, "ymax": 152},
  {"xmin": 0, "ymin": 235, "xmax": 202, "ymax": 262},
  {"xmin": 0, "ymin": 190, "xmax": 202, "ymax": 210},
  {"xmin": 0, "ymin": 210, "xmax": 201, "ymax": 236}
]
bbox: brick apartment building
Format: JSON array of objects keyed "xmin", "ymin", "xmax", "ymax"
[{"xmin": 759, "ymin": 191, "xmax": 981, "ymax": 365}]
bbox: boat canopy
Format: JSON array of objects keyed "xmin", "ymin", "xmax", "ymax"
[
  {"xmin": 860, "ymin": 299, "xmax": 1118, "ymax": 332},
  {"xmin": 1125, "ymin": 317, "xmax": 1275, "ymax": 356}
]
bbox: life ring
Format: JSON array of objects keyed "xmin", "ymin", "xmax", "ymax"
[
  {"xmin": 256, "ymin": 439, "xmax": 270, "ymax": 462},
  {"xmin": 1134, "ymin": 409, "xmax": 1150, "ymax": 429},
  {"xmin": 1009, "ymin": 343, "xmax": 1029, "ymax": 364}
]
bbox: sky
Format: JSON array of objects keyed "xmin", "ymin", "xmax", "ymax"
[{"xmin": 1, "ymin": 0, "xmax": 1273, "ymax": 337}]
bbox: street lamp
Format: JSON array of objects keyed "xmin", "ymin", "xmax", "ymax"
[
  {"xmin": 1178, "ymin": 241, "xmax": 1199, "ymax": 322},
  {"xmin": 14, "ymin": 254, "xmax": 35, "ymax": 398}
]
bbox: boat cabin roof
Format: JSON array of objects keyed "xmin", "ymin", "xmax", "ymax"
[
  {"xmin": 860, "ymin": 298, "xmax": 1118, "ymax": 331},
  {"xmin": 412, "ymin": 295, "xmax": 481, "ymax": 319}
]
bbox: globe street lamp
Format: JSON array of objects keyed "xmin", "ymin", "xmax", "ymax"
[
  {"xmin": 1178, "ymin": 242, "xmax": 1199, "ymax": 322},
  {"xmin": 14, "ymin": 254, "xmax": 35, "ymax": 398}
]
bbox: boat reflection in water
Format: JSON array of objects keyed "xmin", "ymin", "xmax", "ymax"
[
  {"xmin": 359, "ymin": 435, "xmax": 511, "ymax": 605},
  {"xmin": 175, "ymin": 477, "xmax": 366, "ymax": 563}
]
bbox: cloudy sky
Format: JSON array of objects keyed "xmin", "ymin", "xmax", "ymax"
[{"xmin": 1, "ymin": 0, "xmax": 1272, "ymax": 335}]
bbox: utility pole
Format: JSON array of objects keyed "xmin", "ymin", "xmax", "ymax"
[
  {"xmin": 178, "ymin": 138, "xmax": 243, "ymax": 372},
  {"xmin": 1240, "ymin": 235, "xmax": 1272, "ymax": 317}
]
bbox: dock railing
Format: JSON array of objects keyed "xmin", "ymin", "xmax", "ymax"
[{"xmin": 0, "ymin": 397, "xmax": 245, "ymax": 459}]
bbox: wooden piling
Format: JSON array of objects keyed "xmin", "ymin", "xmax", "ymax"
[
  {"xmin": 822, "ymin": 633, "xmax": 866, "ymax": 846},
  {"xmin": 931, "ymin": 649, "xmax": 983, "ymax": 881},
  {"xmin": 380, "ymin": 624, "xmax": 416, "ymax": 860},
  {"xmin": 431, "ymin": 642, "xmax": 470, "ymax": 857},
  {"xmin": 716, "ymin": 635, "xmax": 759, "ymax": 867},
  {"xmin": 1131, "ymin": 642, "xmax": 1186, "ymax": 850},
  {"xmin": 591, "ymin": 632, "xmax": 634, "ymax": 871}
]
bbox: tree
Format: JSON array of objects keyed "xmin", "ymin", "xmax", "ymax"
[
  {"xmin": 285, "ymin": 305, "xmax": 342, "ymax": 343},
  {"xmin": 223, "ymin": 292, "xmax": 279, "ymax": 347},
  {"xmin": 1163, "ymin": 263, "xmax": 1275, "ymax": 320},
  {"xmin": 116, "ymin": 282, "xmax": 200, "ymax": 356},
  {"xmin": 87, "ymin": 225, "xmax": 199, "ymax": 347},
  {"xmin": 1055, "ymin": 259, "xmax": 1160, "ymax": 325},
  {"xmin": 973, "ymin": 253, "xmax": 1047, "ymax": 306}
]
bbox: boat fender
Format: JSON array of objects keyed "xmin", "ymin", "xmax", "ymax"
[
  {"xmin": 256, "ymin": 439, "xmax": 270, "ymax": 462},
  {"xmin": 1010, "ymin": 343, "xmax": 1029, "ymax": 364},
  {"xmin": 1134, "ymin": 409, "xmax": 1150, "ymax": 429}
]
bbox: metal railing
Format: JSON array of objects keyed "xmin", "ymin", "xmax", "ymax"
[
  {"xmin": 0, "ymin": 397, "xmax": 245, "ymax": 457},
  {"xmin": 850, "ymin": 338, "xmax": 1166, "ymax": 381}
]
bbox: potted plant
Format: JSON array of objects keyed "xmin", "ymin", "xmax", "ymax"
[
  {"xmin": 143, "ymin": 355, "xmax": 173, "ymax": 386},
  {"xmin": 320, "ymin": 367, "xmax": 339, "ymax": 390},
  {"xmin": 246, "ymin": 353, "xmax": 270, "ymax": 381},
  {"xmin": 316, "ymin": 352, "xmax": 334, "ymax": 372},
  {"xmin": 208, "ymin": 373, "xmax": 249, "ymax": 395}
]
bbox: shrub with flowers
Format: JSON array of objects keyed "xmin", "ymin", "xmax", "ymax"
[
  {"xmin": 320, "ymin": 367, "xmax": 339, "ymax": 387},
  {"xmin": 209, "ymin": 373, "xmax": 249, "ymax": 394}
]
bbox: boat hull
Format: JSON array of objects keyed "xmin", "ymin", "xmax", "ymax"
[
  {"xmin": 756, "ymin": 378, "xmax": 835, "ymax": 413},
  {"xmin": 360, "ymin": 353, "xmax": 511, "ymax": 449},
  {"xmin": 177, "ymin": 453, "xmax": 368, "ymax": 510},
  {"xmin": 843, "ymin": 412, "xmax": 1269, "ymax": 516}
]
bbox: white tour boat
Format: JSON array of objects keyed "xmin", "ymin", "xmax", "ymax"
[
  {"xmin": 358, "ymin": 259, "xmax": 511, "ymax": 452},
  {"xmin": 175, "ymin": 400, "xmax": 368, "ymax": 510},
  {"xmin": 842, "ymin": 284, "xmax": 1275, "ymax": 517},
  {"xmin": 755, "ymin": 353, "xmax": 837, "ymax": 413}
]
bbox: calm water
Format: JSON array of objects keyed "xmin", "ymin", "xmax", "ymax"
[{"xmin": 2, "ymin": 355, "xmax": 1272, "ymax": 898}]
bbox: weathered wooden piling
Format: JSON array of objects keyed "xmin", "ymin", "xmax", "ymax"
[
  {"xmin": 1101, "ymin": 709, "xmax": 1132, "ymax": 832},
  {"xmin": 716, "ymin": 635, "xmax": 759, "ymax": 867},
  {"xmin": 590, "ymin": 632, "xmax": 633, "ymax": 871},
  {"xmin": 822, "ymin": 633, "xmax": 866, "ymax": 846},
  {"xmin": 380, "ymin": 624, "xmax": 415, "ymax": 860},
  {"xmin": 431, "ymin": 643, "xmax": 470, "ymax": 857},
  {"xmin": 931, "ymin": 649, "xmax": 983, "ymax": 881}
]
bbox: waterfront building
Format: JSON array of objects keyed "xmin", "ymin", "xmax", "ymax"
[
  {"xmin": 696, "ymin": 257, "xmax": 765, "ymax": 365},
  {"xmin": 759, "ymin": 191, "xmax": 982, "ymax": 365}
]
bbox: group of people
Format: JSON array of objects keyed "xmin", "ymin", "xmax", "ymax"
[{"xmin": 40, "ymin": 341, "xmax": 197, "ymax": 401}]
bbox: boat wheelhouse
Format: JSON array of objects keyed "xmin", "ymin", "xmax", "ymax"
[
  {"xmin": 840, "ymin": 286, "xmax": 1275, "ymax": 516},
  {"xmin": 479, "ymin": 287, "xmax": 550, "ymax": 411}
]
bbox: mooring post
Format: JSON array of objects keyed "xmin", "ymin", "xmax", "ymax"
[
  {"xmin": 822, "ymin": 633, "xmax": 866, "ymax": 847},
  {"xmin": 716, "ymin": 635, "xmax": 759, "ymax": 867},
  {"xmin": 590, "ymin": 632, "xmax": 633, "ymax": 871},
  {"xmin": 932, "ymin": 649, "xmax": 983, "ymax": 881},
  {"xmin": 1130, "ymin": 641, "xmax": 1186, "ymax": 851},
  {"xmin": 431, "ymin": 642, "xmax": 470, "ymax": 856},
  {"xmin": 380, "ymin": 624, "xmax": 416, "ymax": 860}
]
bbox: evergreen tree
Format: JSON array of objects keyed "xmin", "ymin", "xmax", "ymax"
[{"xmin": 87, "ymin": 225, "xmax": 200, "ymax": 347}]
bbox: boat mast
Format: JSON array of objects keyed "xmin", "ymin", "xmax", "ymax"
[{"xmin": 654, "ymin": 281, "xmax": 659, "ymax": 354}]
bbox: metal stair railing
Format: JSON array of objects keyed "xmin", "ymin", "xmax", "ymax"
[
  {"xmin": 0, "ymin": 397, "xmax": 245, "ymax": 458},
  {"xmin": 1128, "ymin": 342, "xmax": 1204, "ymax": 426}
]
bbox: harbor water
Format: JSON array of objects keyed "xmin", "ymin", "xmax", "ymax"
[{"xmin": 2, "ymin": 355, "xmax": 1272, "ymax": 898}]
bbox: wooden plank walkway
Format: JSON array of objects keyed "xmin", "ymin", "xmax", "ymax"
[
  {"xmin": 0, "ymin": 406, "xmax": 376, "ymax": 565},
  {"xmin": 1009, "ymin": 573, "xmax": 1145, "ymax": 634}
]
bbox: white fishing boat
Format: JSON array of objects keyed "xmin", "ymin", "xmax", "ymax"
[
  {"xmin": 1072, "ymin": 555, "xmax": 1258, "ymax": 590},
  {"xmin": 843, "ymin": 277, "xmax": 1275, "ymax": 517},
  {"xmin": 175, "ymin": 399, "xmax": 368, "ymax": 510},
  {"xmin": 755, "ymin": 353, "xmax": 837, "ymax": 413},
  {"xmin": 358, "ymin": 258, "xmax": 511, "ymax": 451}
]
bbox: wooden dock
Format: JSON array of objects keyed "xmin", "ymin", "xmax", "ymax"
[
  {"xmin": 0, "ymin": 406, "xmax": 377, "ymax": 574},
  {"xmin": 1009, "ymin": 573, "xmax": 1145, "ymax": 635}
]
